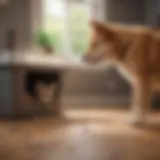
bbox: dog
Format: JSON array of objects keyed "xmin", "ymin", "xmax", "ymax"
[{"xmin": 84, "ymin": 20, "xmax": 160, "ymax": 126}]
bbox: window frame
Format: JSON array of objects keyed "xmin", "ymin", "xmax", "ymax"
[{"xmin": 41, "ymin": 0, "xmax": 93, "ymax": 56}]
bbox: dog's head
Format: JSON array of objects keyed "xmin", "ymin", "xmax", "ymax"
[{"xmin": 84, "ymin": 20, "xmax": 120, "ymax": 64}]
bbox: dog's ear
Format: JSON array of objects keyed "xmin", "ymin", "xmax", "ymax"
[{"xmin": 90, "ymin": 20, "xmax": 115, "ymax": 40}]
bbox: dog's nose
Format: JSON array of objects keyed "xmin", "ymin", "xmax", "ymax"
[{"xmin": 83, "ymin": 54, "xmax": 90, "ymax": 62}]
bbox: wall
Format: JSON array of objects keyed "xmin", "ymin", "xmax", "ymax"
[
  {"xmin": 105, "ymin": 0, "xmax": 160, "ymax": 27},
  {"xmin": 105, "ymin": 0, "xmax": 146, "ymax": 25},
  {"xmin": 145, "ymin": 0, "xmax": 160, "ymax": 26},
  {"xmin": 0, "ymin": 0, "xmax": 32, "ymax": 49}
]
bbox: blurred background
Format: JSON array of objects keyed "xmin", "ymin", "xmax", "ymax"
[
  {"xmin": 0, "ymin": 0, "xmax": 160, "ymax": 110},
  {"xmin": 1, "ymin": 1, "xmax": 160, "ymax": 160}
]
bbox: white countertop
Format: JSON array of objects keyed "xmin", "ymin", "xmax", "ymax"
[{"xmin": 0, "ymin": 52, "xmax": 107, "ymax": 71}]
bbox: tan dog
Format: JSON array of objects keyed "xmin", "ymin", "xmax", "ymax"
[{"xmin": 84, "ymin": 20, "xmax": 160, "ymax": 126}]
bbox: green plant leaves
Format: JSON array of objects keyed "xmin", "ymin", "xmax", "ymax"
[{"xmin": 35, "ymin": 30, "xmax": 56, "ymax": 49}]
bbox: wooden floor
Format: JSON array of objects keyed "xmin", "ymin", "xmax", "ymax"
[{"xmin": 0, "ymin": 109, "xmax": 160, "ymax": 160}]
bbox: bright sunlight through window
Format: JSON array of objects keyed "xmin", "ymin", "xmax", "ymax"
[{"xmin": 43, "ymin": 0, "xmax": 91, "ymax": 55}]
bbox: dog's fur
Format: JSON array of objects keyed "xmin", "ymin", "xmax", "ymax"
[{"xmin": 85, "ymin": 20, "xmax": 160, "ymax": 125}]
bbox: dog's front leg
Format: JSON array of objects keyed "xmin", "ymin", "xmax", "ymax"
[{"xmin": 130, "ymin": 79, "xmax": 151, "ymax": 126}]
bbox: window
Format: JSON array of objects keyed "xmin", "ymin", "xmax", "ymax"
[{"xmin": 43, "ymin": 0, "xmax": 92, "ymax": 56}]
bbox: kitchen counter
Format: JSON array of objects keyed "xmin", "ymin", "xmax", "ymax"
[
  {"xmin": 0, "ymin": 52, "xmax": 106, "ymax": 117},
  {"xmin": 0, "ymin": 52, "xmax": 105, "ymax": 71}
]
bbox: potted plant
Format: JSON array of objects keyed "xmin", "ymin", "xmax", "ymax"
[{"xmin": 35, "ymin": 30, "xmax": 55, "ymax": 54}]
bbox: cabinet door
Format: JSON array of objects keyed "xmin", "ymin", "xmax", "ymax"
[{"xmin": 0, "ymin": 69, "xmax": 13, "ymax": 116}]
